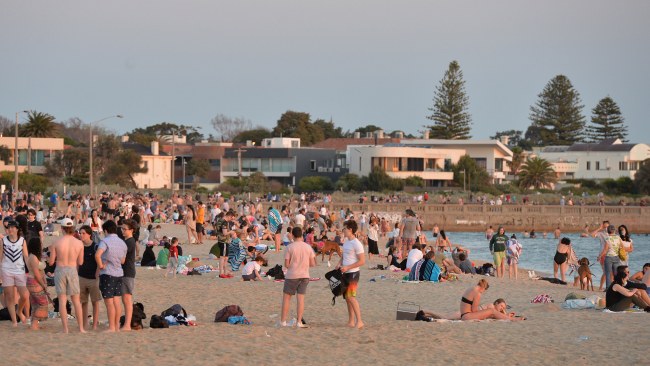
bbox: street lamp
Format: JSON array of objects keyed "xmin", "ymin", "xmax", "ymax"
[
  {"xmin": 89, "ymin": 115, "xmax": 123, "ymax": 198},
  {"xmin": 182, "ymin": 157, "xmax": 186, "ymax": 195},
  {"xmin": 14, "ymin": 110, "xmax": 28, "ymax": 197}
]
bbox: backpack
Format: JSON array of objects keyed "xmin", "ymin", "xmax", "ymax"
[
  {"xmin": 266, "ymin": 264, "xmax": 284, "ymax": 280},
  {"xmin": 214, "ymin": 305, "xmax": 244, "ymax": 322},
  {"xmin": 161, "ymin": 304, "xmax": 187, "ymax": 318},
  {"xmin": 324, "ymin": 269, "xmax": 348, "ymax": 306},
  {"xmin": 150, "ymin": 315, "xmax": 169, "ymax": 329}
]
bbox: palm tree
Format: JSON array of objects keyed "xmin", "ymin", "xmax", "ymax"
[
  {"xmin": 20, "ymin": 111, "xmax": 61, "ymax": 138},
  {"xmin": 518, "ymin": 157, "xmax": 557, "ymax": 190},
  {"xmin": 507, "ymin": 147, "xmax": 525, "ymax": 176}
]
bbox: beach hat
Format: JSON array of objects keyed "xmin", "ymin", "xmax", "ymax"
[{"xmin": 60, "ymin": 218, "xmax": 74, "ymax": 227}]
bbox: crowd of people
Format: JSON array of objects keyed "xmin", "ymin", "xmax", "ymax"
[{"xmin": 1, "ymin": 189, "xmax": 649, "ymax": 333}]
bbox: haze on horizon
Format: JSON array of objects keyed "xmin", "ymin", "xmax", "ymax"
[{"xmin": 1, "ymin": 0, "xmax": 648, "ymax": 141}]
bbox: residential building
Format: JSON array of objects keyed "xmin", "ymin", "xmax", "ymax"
[
  {"xmin": 159, "ymin": 140, "xmax": 232, "ymax": 190},
  {"xmin": 0, "ymin": 136, "xmax": 65, "ymax": 175},
  {"xmin": 538, "ymin": 139, "xmax": 650, "ymax": 180},
  {"xmin": 122, "ymin": 140, "xmax": 174, "ymax": 189},
  {"xmin": 220, "ymin": 138, "xmax": 343, "ymax": 186}
]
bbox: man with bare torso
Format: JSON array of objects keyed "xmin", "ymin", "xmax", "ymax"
[{"xmin": 48, "ymin": 218, "xmax": 85, "ymax": 333}]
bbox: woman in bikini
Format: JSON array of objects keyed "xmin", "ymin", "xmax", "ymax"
[
  {"xmin": 553, "ymin": 237, "xmax": 572, "ymax": 282},
  {"xmin": 460, "ymin": 279, "xmax": 514, "ymax": 321},
  {"xmin": 435, "ymin": 230, "xmax": 452, "ymax": 253}
]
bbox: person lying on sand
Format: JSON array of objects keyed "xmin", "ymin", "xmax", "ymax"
[
  {"xmin": 460, "ymin": 279, "xmax": 525, "ymax": 321},
  {"xmin": 419, "ymin": 298, "xmax": 526, "ymax": 321}
]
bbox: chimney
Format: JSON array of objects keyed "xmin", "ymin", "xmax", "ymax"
[
  {"xmin": 151, "ymin": 141, "xmax": 159, "ymax": 155},
  {"xmin": 121, "ymin": 135, "xmax": 129, "ymax": 143},
  {"xmin": 500, "ymin": 135, "xmax": 510, "ymax": 146},
  {"xmin": 376, "ymin": 129, "xmax": 384, "ymax": 139},
  {"xmin": 366, "ymin": 132, "xmax": 373, "ymax": 138},
  {"xmin": 354, "ymin": 132, "xmax": 361, "ymax": 139},
  {"xmin": 395, "ymin": 131, "xmax": 404, "ymax": 139},
  {"xmin": 423, "ymin": 130, "xmax": 430, "ymax": 139}
]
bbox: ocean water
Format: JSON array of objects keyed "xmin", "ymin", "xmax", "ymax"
[{"xmin": 424, "ymin": 231, "xmax": 649, "ymax": 279}]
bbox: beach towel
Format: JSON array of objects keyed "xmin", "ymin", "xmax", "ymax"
[
  {"xmin": 228, "ymin": 240, "xmax": 247, "ymax": 272},
  {"xmin": 227, "ymin": 316, "xmax": 251, "ymax": 325},
  {"xmin": 531, "ymin": 294, "xmax": 554, "ymax": 304},
  {"xmin": 421, "ymin": 260, "xmax": 441, "ymax": 282}
]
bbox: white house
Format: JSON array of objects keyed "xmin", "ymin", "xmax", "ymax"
[
  {"xmin": 122, "ymin": 141, "xmax": 174, "ymax": 189},
  {"xmin": 538, "ymin": 139, "xmax": 650, "ymax": 180}
]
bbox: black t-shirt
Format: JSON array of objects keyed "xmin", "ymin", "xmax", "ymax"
[
  {"xmin": 131, "ymin": 213, "xmax": 141, "ymax": 240},
  {"xmin": 78, "ymin": 243, "xmax": 98, "ymax": 279},
  {"xmin": 606, "ymin": 284, "xmax": 625, "ymax": 308},
  {"xmin": 122, "ymin": 237, "xmax": 137, "ymax": 278},
  {"xmin": 27, "ymin": 220, "xmax": 43, "ymax": 239}
]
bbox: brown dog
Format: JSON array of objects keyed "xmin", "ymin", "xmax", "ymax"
[
  {"xmin": 577, "ymin": 257, "xmax": 594, "ymax": 291},
  {"xmin": 319, "ymin": 240, "xmax": 342, "ymax": 262}
]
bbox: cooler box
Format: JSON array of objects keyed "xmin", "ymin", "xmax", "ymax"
[{"xmin": 396, "ymin": 301, "xmax": 420, "ymax": 321}]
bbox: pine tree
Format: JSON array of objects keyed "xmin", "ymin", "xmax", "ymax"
[
  {"xmin": 426, "ymin": 60, "xmax": 472, "ymax": 140},
  {"xmin": 585, "ymin": 96, "xmax": 628, "ymax": 142},
  {"xmin": 529, "ymin": 75, "xmax": 585, "ymax": 145}
]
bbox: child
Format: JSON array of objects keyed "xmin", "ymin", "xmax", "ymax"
[
  {"xmin": 241, "ymin": 256, "xmax": 265, "ymax": 281},
  {"xmin": 157, "ymin": 242, "xmax": 170, "ymax": 269},
  {"xmin": 166, "ymin": 238, "xmax": 179, "ymax": 278},
  {"xmin": 281, "ymin": 226, "xmax": 291, "ymax": 247}
]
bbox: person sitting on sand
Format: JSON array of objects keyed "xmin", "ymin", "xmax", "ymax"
[
  {"xmin": 457, "ymin": 252, "xmax": 476, "ymax": 274},
  {"xmin": 630, "ymin": 263, "xmax": 650, "ymax": 296},
  {"xmin": 606, "ymin": 266, "xmax": 650, "ymax": 312},
  {"xmin": 460, "ymin": 279, "xmax": 524, "ymax": 321},
  {"xmin": 241, "ymin": 256, "xmax": 265, "ymax": 281}
]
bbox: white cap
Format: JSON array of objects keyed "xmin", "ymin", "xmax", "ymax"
[{"xmin": 61, "ymin": 218, "xmax": 74, "ymax": 227}]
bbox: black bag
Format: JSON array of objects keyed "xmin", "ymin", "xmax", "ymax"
[
  {"xmin": 161, "ymin": 304, "xmax": 187, "ymax": 318},
  {"xmin": 53, "ymin": 297, "xmax": 72, "ymax": 314},
  {"xmin": 150, "ymin": 315, "xmax": 169, "ymax": 328},
  {"xmin": 266, "ymin": 264, "xmax": 284, "ymax": 280},
  {"xmin": 324, "ymin": 269, "xmax": 348, "ymax": 306},
  {"xmin": 214, "ymin": 305, "xmax": 244, "ymax": 322}
]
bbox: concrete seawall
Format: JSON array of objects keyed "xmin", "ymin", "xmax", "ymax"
[{"xmin": 267, "ymin": 203, "xmax": 650, "ymax": 234}]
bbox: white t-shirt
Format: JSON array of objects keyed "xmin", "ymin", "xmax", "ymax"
[
  {"xmin": 242, "ymin": 261, "xmax": 261, "ymax": 276},
  {"xmin": 342, "ymin": 237, "xmax": 364, "ymax": 273},
  {"xmin": 406, "ymin": 249, "xmax": 424, "ymax": 270},
  {"xmin": 294, "ymin": 213, "xmax": 306, "ymax": 227}
]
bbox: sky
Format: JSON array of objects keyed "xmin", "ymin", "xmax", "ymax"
[{"xmin": 1, "ymin": 1, "xmax": 649, "ymax": 141}]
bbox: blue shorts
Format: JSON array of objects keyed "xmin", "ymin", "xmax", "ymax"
[{"xmin": 99, "ymin": 274, "xmax": 123, "ymax": 299}]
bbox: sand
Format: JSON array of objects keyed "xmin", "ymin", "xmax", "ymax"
[{"xmin": 2, "ymin": 223, "xmax": 648, "ymax": 366}]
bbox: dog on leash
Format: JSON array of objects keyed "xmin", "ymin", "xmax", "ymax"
[
  {"xmin": 319, "ymin": 240, "xmax": 342, "ymax": 262},
  {"xmin": 577, "ymin": 257, "xmax": 594, "ymax": 291}
]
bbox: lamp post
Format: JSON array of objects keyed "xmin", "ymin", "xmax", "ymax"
[
  {"xmin": 182, "ymin": 157, "xmax": 186, "ymax": 195},
  {"xmin": 14, "ymin": 110, "xmax": 28, "ymax": 198},
  {"xmin": 89, "ymin": 115, "xmax": 123, "ymax": 198}
]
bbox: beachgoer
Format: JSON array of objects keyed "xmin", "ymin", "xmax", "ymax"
[
  {"xmin": 553, "ymin": 226, "xmax": 561, "ymax": 239},
  {"xmin": 367, "ymin": 216, "xmax": 379, "ymax": 261},
  {"xmin": 268, "ymin": 206, "xmax": 283, "ymax": 253},
  {"xmin": 95, "ymin": 220, "xmax": 127, "ymax": 332},
  {"xmin": 78, "ymin": 225, "xmax": 102, "ymax": 330},
  {"xmin": 460, "ymin": 279, "xmax": 522, "ymax": 321},
  {"xmin": 216, "ymin": 211, "xmax": 235, "ymax": 278},
  {"xmin": 630, "ymin": 263, "xmax": 650, "ymax": 296},
  {"xmin": 435, "ymin": 230, "xmax": 452, "ymax": 253},
  {"xmin": 280, "ymin": 226, "xmax": 316, "ymax": 327},
  {"xmin": 48, "ymin": 218, "xmax": 85, "ymax": 333},
  {"xmin": 338, "ymin": 219, "xmax": 365, "ymax": 329},
  {"xmin": 592, "ymin": 220, "xmax": 610, "ymax": 291},
  {"xmin": 405, "ymin": 243, "xmax": 424, "ymax": 271},
  {"xmin": 606, "ymin": 266, "xmax": 650, "ymax": 312},
  {"xmin": 485, "ymin": 226, "xmax": 494, "ymax": 241},
  {"xmin": 25, "ymin": 237, "xmax": 49, "ymax": 330},
  {"xmin": 119, "ymin": 219, "xmax": 138, "ymax": 331},
  {"xmin": 489, "ymin": 227, "xmax": 508, "ymax": 278},
  {"xmin": 618, "ymin": 225, "xmax": 633, "ymax": 265},
  {"xmin": 507, "ymin": 234, "xmax": 523, "ymax": 280},
  {"xmin": 166, "ymin": 237, "xmax": 179, "ymax": 278},
  {"xmin": 552, "ymin": 237, "xmax": 572, "ymax": 282},
  {"xmin": 0, "ymin": 220, "xmax": 29, "ymax": 326},
  {"xmin": 185, "ymin": 205, "xmax": 199, "ymax": 244},
  {"xmin": 399, "ymin": 209, "xmax": 420, "ymax": 254},
  {"xmin": 196, "ymin": 201, "xmax": 205, "ymax": 244},
  {"xmin": 242, "ymin": 256, "xmax": 265, "ymax": 281},
  {"xmin": 597, "ymin": 225, "xmax": 623, "ymax": 289}
]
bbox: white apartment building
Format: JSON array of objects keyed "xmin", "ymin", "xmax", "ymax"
[{"xmin": 538, "ymin": 139, "xmax": 650, "ymax": 180}]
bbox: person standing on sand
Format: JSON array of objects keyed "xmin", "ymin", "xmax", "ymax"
[
  {"xmin": 592, "ymin": 220, "xmax": 610, "ymax": 291},
  {"xmin": 48, "ymin": 218, "xmax": 85, "ymax": 333},
  {"xmin": 489, "ymin": 227, "xmax": 508, "ymax": 278},
  {"xmin": 337, "ymin": 219, "xmax": 365, "ymax": 329},
  {"xmin": 268, "ymin": 206, "xmax": 283, "ymax": 253},
  {"xmin": 280, "ymin": 226, "xmax": 315, "ymax": 327},
  {"xmin": 399, "ymin": 209, "xmax": 420, "ymax": 254},
  {"xmin": 485, "ymin": 226, "xmax": 494, "ymax": 241},
  {"xmin": 78, "ymin": 225, "xmax": 102, "ymax": 330},
  {"xmin": 120, "ymin": 219, "xmax": 138, "ymax": 331},
  {"xmin": 95, "ymin": 220, "xmax": 127, "ymax": 332},
  {"xmin": 0, "ymin": 220, "xmax": 30, "ymax": 326},
  {"xmin": 597, "ymin": 224, "xmax": 623, "ymax": 289}
]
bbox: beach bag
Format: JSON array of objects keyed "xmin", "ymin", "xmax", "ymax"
[
  {"xmin": 618, "ymin": 245, "xmax": 627, "ymax": 261},
  {"xmin": 214, "ymin": 305, "xmax": 244, "ymax": 322},
  {"xmin": 150, "ymin": 315, "xmax": 169, "ymax": 328},
  {"xmin": 324, "ymin": 269, "xmax": 348, "ymax": 306},
  {"xmin": 266, "ymin": 264, "xmax": 285, "ymax": 280},
  {"xmin": 161, "ymin": 304, "xmax": 187, "ymax": 318}
]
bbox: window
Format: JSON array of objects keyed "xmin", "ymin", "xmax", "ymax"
[
  {"xmin": 472, "ymin": 158, "xmax": 487, "ymax": 170},
  {"xmin": 310, "ymin": 160, "xmax": 316, "ymax": 171},
  {"xmin": 595, "ymin": 161, "xmax": 600, "ymax": 170},
  {"xmin": 209, "ymin": 159, "xmax": 220, "ymax": 168},
  {"xmin": 619, "ymin": 161, "xmax": 628, "ymax": 171},
  {"xmin": 261, "ymin": 158, "xmax": 270, "ymax": 172},
  {"xmin": 586, "ymin": 161, "xmax": 591, "ymax": 170},
  {"xmin": 143, "ymin": 161, "xmax": 148, "ymax": 169},
  {"xmin": 291, "ymin": 141, "xmax": 299, "ymax": 148},
  {"xmin": 495, "ymin": 158, "xmax": 504, "ymax": 172},
  {"xmin": 630, "ymin": 161, "xmax": 639, "ymax": 170}
]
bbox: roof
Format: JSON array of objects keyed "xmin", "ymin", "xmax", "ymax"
[
  {"xmin": 311, "ymin": 137, "xmax": 401, "ymax": 151},
  {"xmin": 567, "ymin": 143, "xmax": 636, "ymax": 152},
  {"xmin": 121, "ymin": 142, "xmax": 169, "ymax": 156}
]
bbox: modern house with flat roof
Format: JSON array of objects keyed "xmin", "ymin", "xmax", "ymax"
[
  {"xmin": 537, "ymin": 138, "xmax": 650, "ymax": 180},
  {"xmin": 0, "ymin": 136, "xmax": 65, "ymax": 175}
]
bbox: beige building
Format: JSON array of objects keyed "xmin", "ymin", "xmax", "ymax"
[
  {"xmin": 122, "ymin": 140, "xmax": 174, "ymax": 189},
  {"xmin": 0, "ymin": 136, "xmax": 65, "ymax": 174}
]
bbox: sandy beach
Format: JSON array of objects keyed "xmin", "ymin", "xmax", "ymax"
[{"xmin": 2, "ymin": 223, "xmax": 648, "ymax": 366}]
